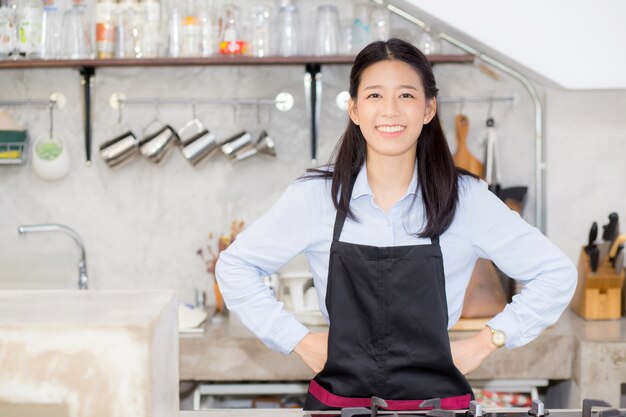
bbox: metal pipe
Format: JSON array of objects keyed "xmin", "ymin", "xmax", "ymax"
[
  {"xmin": 18, "ymin": 224, "xmax": 88, "ymax": 290},
  {"xmin": 117, "ymin": 98, "xmax": 283, "ymax": 106},
  {"xmin": 439, "ymin": 95, "xmax": 516, "ymax": 104},
  {"xmin": 380, "ymin": 0, "xmax": 545, "ymax": 231}
]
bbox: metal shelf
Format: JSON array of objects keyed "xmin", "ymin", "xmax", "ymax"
[{"xmin": 0, "ymin": 54, "xmax": 473, "ymax": 69}]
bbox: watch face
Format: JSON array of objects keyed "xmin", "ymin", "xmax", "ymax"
[{"xmin": 492, "ymin": 331, "xmax": 506, "ymax": 347}]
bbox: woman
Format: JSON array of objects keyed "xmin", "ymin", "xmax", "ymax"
[{"xmin": 216, "ymin": 39, "xmax": 577, "ymax": 410}]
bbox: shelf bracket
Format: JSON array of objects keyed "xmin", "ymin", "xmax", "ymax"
[
  {"xmin": 304, "ymin": 63, "xmax": 322, "ymax": 164},
  {"xmin": 79, "ymin": 66, "xmax": 95, "ymax": 166}
]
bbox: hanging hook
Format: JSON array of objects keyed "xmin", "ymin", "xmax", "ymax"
[
  {"xmin": 117, "ymin": 99, "xmax": 124, "ymax": 126},
  {"xmin": 457, "ymin": 97, "xmax": 465, "ymax": 115},
  {"xmin": 486, "ymin": 97, "xmax": 495, "ymax": 127},
  {"xmin": 487, "ymin": 96, "xmax": 494, "ymax": 119},
  {"xmin": 48, "ymin": 99, "xmax": 55, "ymax": 140}
]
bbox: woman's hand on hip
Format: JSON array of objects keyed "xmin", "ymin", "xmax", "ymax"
[
  {"xmin": 450, "ymin": 327, "xmax": 499, "ymax": 375},
  {"xmin": 293, "ymin": 332, "xmax": 329, "ymax": 373}
]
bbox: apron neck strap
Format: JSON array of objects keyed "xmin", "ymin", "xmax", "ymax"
[{"xmin": 332, "ymin": 175, "xmax": 358, "ymax": 242}]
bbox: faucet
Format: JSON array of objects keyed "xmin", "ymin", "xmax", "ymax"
[{"xmin": 18, "ymin": 223, "xmax": 88, "ymax": 290}]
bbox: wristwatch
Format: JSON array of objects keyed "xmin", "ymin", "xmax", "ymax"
[{"xmin": 487, "ymin": 325, "xmax": 506, "ymax": 348}]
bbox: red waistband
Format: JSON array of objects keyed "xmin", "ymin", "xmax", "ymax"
[{"xmin": 308, "ymin": 379, "xmax": 471, "ymax": 411}]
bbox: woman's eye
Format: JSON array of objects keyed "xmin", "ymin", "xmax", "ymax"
[
  {"xmin": 367, "ymin": 93, "xmax": 381, "ymax": 99},
  {"xmin": 400, "ymin": 93, "xmax": 415, "ymax": 98}
]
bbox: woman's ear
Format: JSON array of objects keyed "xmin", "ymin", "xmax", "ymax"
[
  {"xmin": 424, "ymin": 97, "xmax": 437, "ymax": 124},
  {"xmin": 348, "ymin": 97, "xmax": 359, "ymax": 125}
]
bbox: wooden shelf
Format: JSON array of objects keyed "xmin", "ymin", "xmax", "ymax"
[{"xmin": 0, "ymin": 54, "xmax": 474, "ymax": 69}]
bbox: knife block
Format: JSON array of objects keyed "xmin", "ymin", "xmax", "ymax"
[{"xmin": 571, "ymin": 247, "xmax": 625, "ymax": 320}]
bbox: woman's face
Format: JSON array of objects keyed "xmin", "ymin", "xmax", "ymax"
[{"xmin": 348, "ymin": 59, "xmax": 437, "ymax": 160}]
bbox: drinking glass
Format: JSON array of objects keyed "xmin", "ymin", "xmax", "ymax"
[
  {"xmin": 313, "ymin": 5, "xmax": 340, "ymax": 56},
  {"xmin": 370, "ymin": 4, "xmax": 389, "ymax": 42},
  {"xmin": 351, "ymin": 3, "xmax": 370, "ymax": 54},
  {"xmin": 249, "ymin": 4, "xmax": 270, "ymax": 57},
  {"xmin": 275, "ymin": 4, "xmax": 300, "ymax": 56}
]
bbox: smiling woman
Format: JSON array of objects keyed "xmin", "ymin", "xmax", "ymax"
[{"xmin": 215, "ymin": 38, "xmax": 577, "ymax": 411}]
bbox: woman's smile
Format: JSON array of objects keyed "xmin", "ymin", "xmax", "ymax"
[{"xmin": 376, "ymin": 124, "xmax": 407, "ymax": 137}]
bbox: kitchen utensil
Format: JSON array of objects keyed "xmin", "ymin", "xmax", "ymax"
[
  {"xmin": 589, "ymin": 246, "xmax": 599, "ymax": 273},
  {"xmin": 611, "ymin": 245, "xmax": 624, "ymax": 274},
  {"xmin": 139, "ymin": 124, "xmax": 178, "ymax": 163},
  {"xmin": 275, "ymin": 4, "xmax": 300, "ymax": 56},
  {"xmin": 461, "ymin": 258, "xmax": 507, "ymax": 318},
  {"xmin": 453, "ymin": 114, "xmax": 484, "ymax": 178},
  {"xmin": 602, "ymin": 212, "xmax": 619, "ymax": 242},
  {"xmin": 99, "ymin": 130, "xmax": 138, "ymax": 167},
  {"xmin": 313, "ymin": 5, "xmax": 340, "ymax": 56},
  {"xmin": 180, "ymin": 128, "xmax": 218, "ymax": 166},
  {"xmin": 221, "ymin": 131, "xmax": 252, "ymax": 157},
  {"xmin": 32, "ymin": 100, "xmax": 70, "ymax": 181},
  {"xmin": 99, "ymin": 98, "xmax": 138, "ymax": 167},
  {"xmin": 609, "ymin": 234, "xmax": 626, "ymax": 261},
  {"xmin": 613, "ymin": 245, "xmax": 624, "ymax": 272},
  {"xmin": 230, "ymin": 130, "xmax": 277, "ymax": 162},
  {"xmin": 585, "ymin": 222, "xmax": 598, "ymax": 254}
]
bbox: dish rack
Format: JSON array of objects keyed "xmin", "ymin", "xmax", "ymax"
[{"xmin": 0, "ymin": 137, "xmax": 29, "ymax": 165}]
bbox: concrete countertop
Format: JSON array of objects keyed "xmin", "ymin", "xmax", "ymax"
[{"xmin": 179, "ymin": 309, "xmax": 626, "ymax": 406}]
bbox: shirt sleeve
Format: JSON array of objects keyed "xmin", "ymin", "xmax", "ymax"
[
  {"xmin": 468, "ymin": 179, "xmax": 577, "ymax": 349},
  {"xmin": 215, "ymin": 180, "xmax": 315, "ymax": 354}
]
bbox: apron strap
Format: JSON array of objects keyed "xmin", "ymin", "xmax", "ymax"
[{"xmin": 332, "ymin": 175, "xmax": 358, "ymax": 242}]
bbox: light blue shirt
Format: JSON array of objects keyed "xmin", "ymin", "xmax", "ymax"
[{"xmin": 216, "ymin": 162, "xmax": 577, "ymax": 354}]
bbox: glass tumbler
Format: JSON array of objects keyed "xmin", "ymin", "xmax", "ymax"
[
  {"xmin": 313, "ymin": 5, "xmax": 340, "ymax": 56},
  {"xmin": 351, "ymin": 3, "xmax": 370, "ymax": 54},
  {"xmin": 275, "ymin": 4, "xmax": 300, "ymax": 56},
  {"xmin": 370, "ymin": 4, "xmax": 389, "ymax": 42},
  {"xmin": 249, "ymin": 4, "xmax": 270, "ymax": 57}
]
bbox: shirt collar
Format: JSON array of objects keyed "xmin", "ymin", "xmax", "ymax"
[{"xmin": 351, "ymin": 160, "xmax": 419, "ymax": 200}]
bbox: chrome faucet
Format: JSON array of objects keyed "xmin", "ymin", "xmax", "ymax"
[{"xmin": 18, "ymin": 223, "xmax": 88, "ymax": 290}]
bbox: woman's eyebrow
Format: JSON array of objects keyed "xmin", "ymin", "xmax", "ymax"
[{"xmin": 362, "ymin": 84, "xmax": 419, "ymax": 91}]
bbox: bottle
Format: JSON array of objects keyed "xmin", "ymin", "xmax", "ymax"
[
  {"xmin": 95, "ymin": 0, "xmax": 115, "ymax": 58},
  {"xmin": 180, "ymin": 0, "xmax": 200, "ymax": 56},
  {"xmin": 16, "ymin": 0, "xmax": 43, "ymax": 58},
  {"xmin": 0, "ymin": 0, "xmax": 17, "ymax": 58},
  {"xmin": 167, "ymin": 4, "xmax": 180, "ymax": 57},
  {"xmin": 218, "ymin": 4, "xmax": 245, "ymax": 55}
]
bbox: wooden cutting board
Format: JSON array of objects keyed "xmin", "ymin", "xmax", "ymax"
[{"xmin": 453, "ymin": 114, "xmax": 484, "ymax": 178}]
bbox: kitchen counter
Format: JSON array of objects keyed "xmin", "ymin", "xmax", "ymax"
[{"xmin": 179, "ymin": 309, "xmax": 626, "ymax": 407}]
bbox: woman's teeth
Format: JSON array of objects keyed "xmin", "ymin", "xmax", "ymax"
[{"xmin": 376, "ymin": 125, "xmax": 405, "ymax": 133}]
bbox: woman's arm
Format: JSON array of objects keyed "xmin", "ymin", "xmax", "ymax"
[
  {"xmin": 215, "ymin": 181, "xmax": 317, "ymax": 354},
  {"xmin": 469, "ymin": 179, "xmax": 578, "ymax": 349}
]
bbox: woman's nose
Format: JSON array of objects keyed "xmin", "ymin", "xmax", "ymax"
[{"xmin": 382, "ymin": 97, "xmax": 400, "ymax": 116}]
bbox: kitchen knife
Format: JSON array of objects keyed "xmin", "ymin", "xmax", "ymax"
[
  {"xmin": 614, "ymin": 246, "xmax": 625, "ymax": 274},
  {"xmin": 609, "ymin": 234, "xmax": 626, "ymax": 260},
  {"xmin": 585, "ymin": 222, "xmax": 598, "ymax": 254},
  {"xmin": 602, "ymin": 212, "xmax": 619, "ymax": 242},
  {"xmin": 589, "ymin": 246, "xmax": 600, "ymax": 273}
]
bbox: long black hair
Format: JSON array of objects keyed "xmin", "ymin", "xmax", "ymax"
[{"xmin": 306, "ymin": 38, "xmax": 475, "ymax": 238}]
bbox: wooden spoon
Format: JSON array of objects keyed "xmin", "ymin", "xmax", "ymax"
[{"xmin": 453, "ymin": 114, "xmax": 484, "ymax": 178}]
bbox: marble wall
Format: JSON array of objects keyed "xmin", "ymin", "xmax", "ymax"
[{"xmin": 2, "ymin": 1, "xmax": 620, "ymax": 305}]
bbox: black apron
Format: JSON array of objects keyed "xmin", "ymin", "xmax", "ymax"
[{"xmin": 304, "ymin": 178, "xmax": 473, "ymax": 411}]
